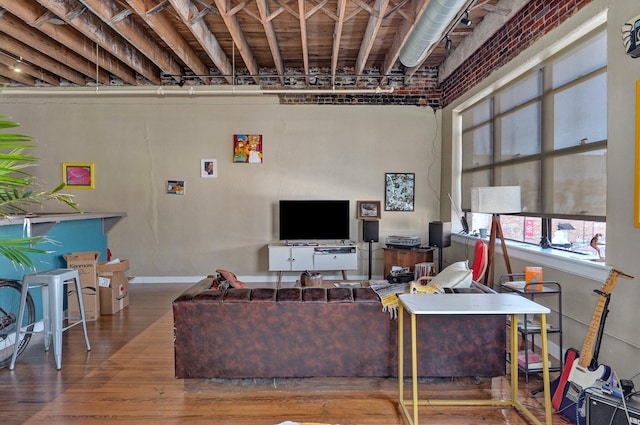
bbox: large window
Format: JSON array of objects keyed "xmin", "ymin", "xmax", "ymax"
[{"xmin": 460, "ymin": 29, "xmax": 607, "ymax": 258}]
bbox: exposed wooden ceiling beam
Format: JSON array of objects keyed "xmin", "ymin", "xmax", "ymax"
[
  {"xmin": 0, "ymin": 34, "xmax": 87, "ymax": 85},
  {"xmin": 256, "ymin": 0, "xmax": 285, "ymax": 85},
  {"xmin": 79, "ymin": 0, "xmax": 181, "ymax": 82},
  {"xmin": 211, "ymin": 0, "xmax": 260, "ymax": 84},
  {"xmin": 123, "ymin": 0, "xmax": 211, "ymax": 84},
  {"xmin": 0, "ymin": 66, "xmax": 37, "ymax": 86},
  {"xmin": 331, "ymin": 0, "xmax": 347, "ymax": 81},
  {"xmin": 0, "ymin": 5, "xmax": 112, "ymax": 85},
  {"xmin": 35, "ymin": 0, "xmax": 160, "ymax": 84},
  {"xmin": 168, "ymin": 0, "xmax": 233, "ymax": 84},
  {"xmin": 297, "ymin": 0, "xmax": 309, "ymax": 84},
  {"xmin": 0, "ymin": 53, "xmax": 59, "ymax": 86},
  {"xmin": 355, "ymin": 0, "xmax": 390, "ymax": 77}
]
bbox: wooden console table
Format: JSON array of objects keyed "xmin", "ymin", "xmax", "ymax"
[
  {"xmin": 397, "ymin": 293, "xmax": 552, "ymax": 425},
  {"xmin": 382, "ymin": 247, "xmax": 434, "ymax": 278}
]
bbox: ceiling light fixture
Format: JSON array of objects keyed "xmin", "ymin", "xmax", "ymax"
[
  {"xmin": 12, "ymin": 57, "xmax": 22, "ymax": 73},
  {"xmin": 460, "ymin": 12, "xmax": 472, "ymax": 27}
]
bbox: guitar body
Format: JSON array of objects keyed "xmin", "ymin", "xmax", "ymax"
[
  {"xmin": 551, "ymin": 348, "xmax": 578, "ymax": 410},
  {"xmin": 554, "ymin": 358, "xmax": 611, "ymax": 423}
]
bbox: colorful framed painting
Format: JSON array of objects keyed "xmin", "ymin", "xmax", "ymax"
[
  {"xmin": 201, "ymin": 159, "xmax": 217, "ymax": 178},
  {"xmin": 233, "ymin": 134, "xmax": 263, "ymax": 163},
  {"xmin": 63, "ymin": 162, "xmax": 95, "ymax": 189},
  {"xmin": 167, "ymin": 180, "xmax": 185, "ymax": 195},
  {"xmin": 385, "ymin": 172, "xmax": 415, "ymax": 211}
]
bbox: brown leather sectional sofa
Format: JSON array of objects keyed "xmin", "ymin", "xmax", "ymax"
[{"xmin": 173, "ymin": 279, "xmax": 506, "ymax": 379}]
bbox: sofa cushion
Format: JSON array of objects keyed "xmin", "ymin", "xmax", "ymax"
[
  {"xmin": 303, "ymin": 287, "xmax": 327, "ymax": 303},
  {"xmin": 327, "ymin": 287, "xmax": 354, "ymax": 303},
  {"xmin": 277, "ymin": 287, "xmax": 302, "ymax": 302}
]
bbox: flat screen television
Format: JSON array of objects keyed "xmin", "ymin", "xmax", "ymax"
[{"xmin": 279, "ymin": 200, "xmax": 350, "ymax": 241}]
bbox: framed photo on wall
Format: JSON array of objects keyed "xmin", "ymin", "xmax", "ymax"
[
  {"xmin": 201, "ymin": 159, "xmax": 217, "ymax": 178},
  {"xmin": 385, "ymin": 173, "xmax": 415, "ymax": 211},
  {"xmin": 63, "ymin": 162, "xmax": 95, "ymax": 189},
  {"xmin": 357, "ymin": 200, "xmax": 381, "ymax": 220}
]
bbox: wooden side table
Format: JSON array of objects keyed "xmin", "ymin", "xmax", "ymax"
[{"xmin": 382, "ymin": 247, "xmax": 434, "ymax": 278}]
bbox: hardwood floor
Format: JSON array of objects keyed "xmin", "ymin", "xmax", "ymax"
[{"xmin": 0, "ymin": 282, "xmax": 566, "ymax": 424}]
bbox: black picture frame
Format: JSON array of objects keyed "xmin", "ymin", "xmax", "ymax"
[{"xmin": 385, "ymin": 173, "xmax": 415, "ymax": 211}]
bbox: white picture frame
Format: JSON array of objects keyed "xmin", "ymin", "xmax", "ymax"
[{"xmin": 201, "ymin": 159, "xmax": 217, "ymax": 178}]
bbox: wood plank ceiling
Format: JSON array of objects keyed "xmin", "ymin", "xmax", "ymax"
[{"xmin": 0, "ymin": 0, "xmax": 509, "ymax": 89}]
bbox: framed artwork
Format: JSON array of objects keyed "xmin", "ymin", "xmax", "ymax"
[
  {"xmin": 167, "ymin": 180, "xmax": 185, "ymax": 195},
  {"xmin": 385, "ymin": 173, "xmax": 415, "ymax": 211},
  {"xmin": 63, "ymin": 162, "xmax": 95, "ymax": 189},
  {"xmin": 357, "ymin": 200, "xmax": 381, "ymax": 220},
  {"xmin": 201, "ymin": 159, "xmax": 217, "ymax": 178},
  {"xmin": 233, "ymin": 134, "xmax": 263, "ymax": 163}
]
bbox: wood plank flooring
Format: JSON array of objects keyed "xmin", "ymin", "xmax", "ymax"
[{"xmin": 0, "ymin": 282, "xmax": 566, "ymax": 424}]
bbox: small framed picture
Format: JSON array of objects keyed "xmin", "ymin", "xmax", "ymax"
[
  {"xmin": 63, "ymin": 162, "xmax": 95, "ymax": 189},
  {"xmin": 357, "ymin": 200, "xmax": 381, "ymax": 220},
  {"xmin": 201, "ymin": 159, "xmax": 217, "ymax": 178},
  {"xmin": 167, "ymin": 180, "xmax": 185, "ymax": 195}
]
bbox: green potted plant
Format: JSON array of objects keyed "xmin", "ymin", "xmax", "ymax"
[{"xmin": 0, "ymin": 113, "xmax": 79, "ymax": 269}]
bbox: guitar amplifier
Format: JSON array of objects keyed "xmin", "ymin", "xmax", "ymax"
[{"xmin": 586, "ymin": 386, "xmax": 640, "ymax": 425}]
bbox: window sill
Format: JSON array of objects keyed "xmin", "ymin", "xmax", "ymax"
[{"xmin": 451, "ymin": 233, "xmax": 610, "ymax": 282}]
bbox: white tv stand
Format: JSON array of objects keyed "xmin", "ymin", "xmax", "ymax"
[{"xmin": 268, "ymin": 242, "xmax": 358, "ymax": 287}]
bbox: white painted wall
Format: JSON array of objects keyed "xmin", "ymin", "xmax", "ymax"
[{"xmin": 0, "ymin": 93, "xmax": 441, "ymax": 281}]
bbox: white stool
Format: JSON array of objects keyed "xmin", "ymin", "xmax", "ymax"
[{"xmin": 9, "ymin": 269, "xmax": 91, "ymax": 370}]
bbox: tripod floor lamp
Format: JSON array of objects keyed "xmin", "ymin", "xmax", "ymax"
[{"xmin": 471, "ymin": 186, "xmax": 522, "ymax": 289}]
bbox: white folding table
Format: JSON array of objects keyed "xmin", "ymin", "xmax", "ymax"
[{"xmin": 397, "ymin": 293, "xmax": 552, "ymax": 425}]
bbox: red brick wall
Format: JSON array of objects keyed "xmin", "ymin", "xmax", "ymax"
[{"xmin": 440, "ymin": 0, "xmax": 594, "ymax": 107}]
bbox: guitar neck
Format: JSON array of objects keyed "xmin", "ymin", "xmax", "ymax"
[
  {"xmin": 576, "ymin": 269, "xmax": 624, "ymax": 368},
  {"xmin": 577, "ymin": 295, "xmax": 607, "ymax": 368}
]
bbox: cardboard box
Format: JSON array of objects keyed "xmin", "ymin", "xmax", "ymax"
[
  {"xmin": 64, "ymin": 252, "xmax": 100, "ymax": 321},
  {"xmin": 525, "ymin": 266, "xmax": 543, "ymax": 291},
  {"xmin": 98, "ymin": 259, "xmax": 130, "ymax": 314}
]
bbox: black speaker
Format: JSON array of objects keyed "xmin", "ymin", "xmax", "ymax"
[
  {"xmin": 363, "ymin": 220, "xmax": 379, "ymax": 242},
  {"xmin": 429, "ymin": 221, "xmax": 451, "ymax": 248},
  {"xmin": 586, "ymin": 387, "xmax": 640, "ymax": 425}
]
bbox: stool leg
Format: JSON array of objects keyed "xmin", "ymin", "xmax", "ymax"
[
  {"xmin": 9, "ymin": 282, "xmax": 31, "ymax": 370},
  {"xmin": 51, "ymin": 279, "xmax": 64, "ymax": 370},
  {"xmin": 72, "ymin": 277, "xmax": 91, "ymax": 352},
  {"xmin": 42, "ymin": 283, "xmax": 51, "ymax": 351}
]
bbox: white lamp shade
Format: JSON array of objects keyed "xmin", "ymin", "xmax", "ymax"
[{"xmin": 471, "ymin": 186, "xmax": 522, "ymax": 214}]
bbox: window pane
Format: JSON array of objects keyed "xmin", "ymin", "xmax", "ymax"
[
  {"xmin": 552, "ymin": 150, "xmax": 606, "ymax": 216},
  {"xmin": 469, "ymin": 214, "xmax": 541, "ymax": 244},
  {"xmin": 461, "ymin": 170, "xmax": 490, "ymax": 211},
  {"xmin": 550, "ymin": 219, "xmax": 606, "ymax": 258},
  {"xmin": 552, "ymin": 31, "xmax": 607, "ymax": 88},
  {"xmin": 499, "ymin": 102, "xmax": 541, "ymax": 160},
  {"xmin": 495, "ymin": 162, "xmax": 541, "ymax": 214},
  {"xmin": 498, "ymin": 73, "xmax": 541, "ymax": 112},
  {"xmin": 553, "ymin": 73, "xmax": 607, "ymax": 149},
  {"xmin": 462, "ymin": 100, "xmax": 491, "ymax": 130},
  {"xmin": 462, "ymin": 124, "xmax": 492, "ymax": 168}
]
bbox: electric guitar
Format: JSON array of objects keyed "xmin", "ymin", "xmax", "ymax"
[{"xmin": 550, "ymin": 268, "xmax": 633, "ymax": 422}]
